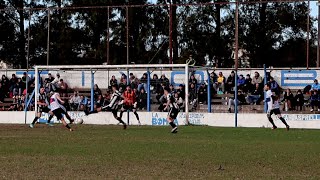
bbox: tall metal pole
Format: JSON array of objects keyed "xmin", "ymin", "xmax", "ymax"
[
  {"xmin": 234, "ymin": 0, "xmax": 239, "ymax": 128},
  {"xmin": 126, "ymin": 6, "xmax": 129, "ymax": 65},
  {"xmin": 25, "ymin": 9, "xmax": 32, "ymax": 125},
  {"xmin": 47, "ymin": 9, "xmax": 51, "ymax": 66},
  {"xmin": 317, "ymin": 0, "xmax": 320, "ymax": 67},
  {"xmin": 307, "ymin": 0, "xmax": 310, "ymax": 69},
  {"xmin": 107, "ymin": 7, "xmax": 110, "ymax": 65},
  {"xmin": 169, "ymin": 3, "xmax": 173, "ymax": 64}
]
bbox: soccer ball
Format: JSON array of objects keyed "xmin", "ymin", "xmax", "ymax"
[{"xmin": 75, "ymin": 118, "xmax": 84, "ymax": 124}]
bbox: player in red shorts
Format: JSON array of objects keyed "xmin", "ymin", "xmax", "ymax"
[{"xmin": 119, "ymin": 85, "xmax": 140, "ymax": 125}]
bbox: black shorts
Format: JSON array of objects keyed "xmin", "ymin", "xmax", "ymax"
[
  {"xmin": 269, "ymin": 108, "xmax": 281, "ymax": 116},
  {"xmin": 168, "ymin": 107, "xmax": 179, "ymax": 119},
  {"xmin": 122, "ymin": 104, "xmax": 135, "ymax": 111},
  {"xmin": 52, "ymin": 108, "xmax": 65, "ymax": 120},
  {"xmin": 38, "ymin": 106, "xmax": 51, "ymax": 113}
]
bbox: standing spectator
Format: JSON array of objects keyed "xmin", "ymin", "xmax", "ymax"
[
  {"xmin": 21, "ymin": 72, "xmax": 30, "ymax": 90},
  {"xmin": 198, "ymin": 83, "xmax": 207, "ymax": 104},
  {"xmin": 156, "ymin": 83, "xmax": 165, "ymax": 104},
  {"xmin": 252, "ymin": 71, "xmax": 263, "ymax": 89},
  {"xmin": 237, "ymin": 74, "xmax": 245, "ymax": 91},
  {"xmin": 295, "ymin": 90, "xmax": 304, "ymax": 111},
  {"xmin": 119, "ymin": 78, "xmax": 127, "ymax": 92},
  {"xmin": 243, "ymin": 74, "xmax": 252, "ymax": 93},
  {"xmin": 189, "ymin": 74, "xmax": 198, "ymax": 88},
  {"xmin": 109, "ymin": 75, "xmax": 118, "ymax": 88},
  {"xmin": 226, "ymin": 71, "xmax": 236, "ymax": 93},
  {"xmin": 282, "ymin": 88, "xmax": 294, "ymax": 111},
  {"xmin": 129, "ymin": 73, "xmax": 139, "ymax": 89},
  {"xmin": 213, "ymin": 72, "xmax": 225, "ymax": 93},
  {"xmin": 1, "ymin": 75, "xmax": 10, "ymax": 97},
  {"xmin": 137, "ymin": 88, "xmax": 147, "ymax": 110},
  {"xmin": 0, "ymin": 83, "xmax": 4, "ymax": 102},
  {"xmin": 9, "ymin": 74, "xmax": 17, "ymax": 90},
  {"xmin": 51, "ymin": 73, "xmax": 61, "ymax": 90},
  {"xmin": 138, "ymin": 73, "xmax": 148, "ymax": 92},
  {"xmin": 12, "ymin": 78, "xmax": 24, "ymax": 96},
  {"xmin": 189, "ymin": 83, "xmax": 197, "ymax": 111},
  {"xmin": 58, "ymin": 79, "xmax": 69, "ymax": 97},
  {"xmin": 269, "ymin": 77, "xmax": 280, "ymax": 96},
  {"xmin": 310, "ymin": 90, "xmax": 319, "ymax": 112},
  {"xmin": 169, "ymin": 84, "xmax": 176, "ymax": 95},
  {"xmin": 310, "ymin": 79, "xmax": 320, "ymax": 91}
]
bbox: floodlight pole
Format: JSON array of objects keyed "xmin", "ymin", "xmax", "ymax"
[
  {"xmin": 317, "ymin": 0, "xmax": 320, "ymax": 67},
  {"xmin": 307, "ymin": 0, "xmax": 310, "ymax": 69},
  {"xmin": 107, "ymin": 7, "xmax": 110, "ymax": 65},
  {"xmin": 185, "ymin": 64, "xmax": 189, "ymax": 125},
  {"xmin": 25, "ymin": 10, "xmax": 32, "ymax": 124}
]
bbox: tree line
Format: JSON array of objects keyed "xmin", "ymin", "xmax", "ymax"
[{"xmin": 0, "ymin": 0, "xmax": 316, "ymax": 68}]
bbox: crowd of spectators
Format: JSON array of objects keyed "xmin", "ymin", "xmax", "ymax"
[{"xmin": 0, "ymin": 70, "xmax": 316, "ymax": 113}]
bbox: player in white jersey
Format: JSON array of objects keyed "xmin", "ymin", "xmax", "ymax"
[
  {"xmin": 265, "ymin": 83, "xmax": 289, "ymax": 130},
  {"xmin": 84, "ymin": 84, "xmax": 127, "ymax": 129},
  {"xmin": 163, "ymin": 87, "xmax": 179, "ymax": 133},
  {"xmin": 50, "ymin": 90, "xmax": 73, "ymax": 131}
]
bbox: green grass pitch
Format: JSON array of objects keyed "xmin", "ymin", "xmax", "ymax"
[{"xmin": 0, "ymin": 124, "xmax": 319, "ymax": 179}]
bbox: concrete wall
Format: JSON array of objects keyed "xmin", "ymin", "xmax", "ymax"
[{"xmin": 2, "ymin": 111, "xmax": 320, "ymax": 129}]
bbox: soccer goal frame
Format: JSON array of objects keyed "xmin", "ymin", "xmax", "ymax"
[{"xmin": 34, "ymin": 64, "xmax": 190, "ymax": 124}]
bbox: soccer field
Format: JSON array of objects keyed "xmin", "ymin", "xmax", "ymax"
[{"xmin": 0, "ymin": 124, "xmax": 319, "ymax": 179}]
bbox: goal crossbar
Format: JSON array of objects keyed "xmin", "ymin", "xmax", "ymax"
[{"xmin": 34, "ymin": 64, "xmax": 190, "ymax": 124}]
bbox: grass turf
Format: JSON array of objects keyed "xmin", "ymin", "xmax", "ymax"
[{"xmin": 0, "ymin": 124, "xmax": 319, "ymax": 179}]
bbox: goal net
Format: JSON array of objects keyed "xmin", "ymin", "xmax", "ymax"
[{"xmin": 34, "ymin": 64, "xmax": 190, "ymax": 124}]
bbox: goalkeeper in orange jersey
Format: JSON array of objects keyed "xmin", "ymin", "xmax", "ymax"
[{"xmin": 119, "ymin": 85, "xmax": 141, "ymax": 125}]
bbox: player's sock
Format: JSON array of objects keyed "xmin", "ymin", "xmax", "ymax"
[
  {"xmin": 119, "ymin": 111, "xmax": 124, "ymax": 119},
  {"xmin": 279, "ymin": 117, "xmax": 289, "ymax": 127},
  {"xmin": 31, "ymin": 117, "xmax": 39, "ymax": 125},
  {"xmin": 169, "ymin": 122, "xmax": 176, "ymax": 128},
  {"xmin": 47, "ymin": 115, "xmax": 53, "ymax": 124},
  {"xmin": 65, "ymin": 124, "xmax": 71, "ymax": 129},
  {"xmin": 267, "ymin": 117, "xmax": 277, "ymax": 128},
  {"xmin": 134, "ymin": 112, "xmax": 139, "ymax": 120},
  {"xmin": 65, "ymin": 114, "xmax": 72, "ymax": 121},
  {"xmin": 116, "ymin": 117, "xmax": 125, "ymax": 124}
]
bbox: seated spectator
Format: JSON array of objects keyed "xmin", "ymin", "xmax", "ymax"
[
  {"xmin": 226, "ymin": 71, "xmax": 236, "ymax": 93},
  {"xmin": 119, "ymin": 78, "xmax": 127, "ymax": 92},
  {"xmin": 69, "ymin": 91, "xmax": 81, "ymax": 110},
  {"xmin": 137, "ymin": 88, "xmax": 147, "ymax": 110},
  {"xmin": 252, "ymin": 71, "xmax": 263, "ymax": 89},
  {"xmin": 269, "ymin": 77, "xmax": 280, "ymax": 96},
  {"xmin": 237, "ymin": 74, "xmax": 245, "ymax": 91},
  {"xmin": 51, "ymin": 73, "xmax": 61, "ymax": 90},
  {"xmin": 282, "ymin": 88, "xmax": 294, "ymax": 111},
  {"xmin": 310, "ymin": 79, "xmax": 320, "ymax": 91},
  {"xmin": 174, "ymin": 92, "xmax": 184, "ymax": 111},
  {"xmin": 246, "ymin": 83, "xmax": 262, "ymax": 106},
  {"xmin": 243, "ymin": 74, "xmax": 252, "ymax": 93},
  {"xmin": 45, "ymin": 73, "xmax": 55, "ymax": 83},
  {"xmin": 295, "ymin": 90, "xmax": 304, "ymax": 111},
  {"xmin": 12, "ymin": 78, "xmax": 24, "ymax": 96},
  {"xmin": 160, "ymin": 74, "xmax": 170, "ymax": 87},
  {"xmin": 138, "ymin": 73, "xmax": 148, "ymax": 92},
  {"xmin": 189, "ymin": 74, "xmax": 197, "ymax": 88},
  {"xmin": 169, "ymin": 84, "xmax": 176, "ymax": 95},
  {"xmin": 176, "ymin": 84, "xmax": 185, "ymax": 100},
  {"xmin": 58, "ymin": 79, "xmax": 68, "ymax": 97},
  {"xmin": 129, "ymin": 73, "xmax": 139, "ymax": 89},
  {"xmin": 213, "ymin": 72, "xmax": 225, "ymax": 93},
  {"xmin": 156, "ymin": 83, "xmax": 165, "ymax": 103},
  {"xmin": 79, "ymin": 95, "xmax": 88, "ymax": 111},
  {"xmin": 109, "ymin": 75, "xmax": 118, "ymax": 88},
  {"xmin": 151, "ymin": 74, "xmax": 160, "ymax": 93},
  {"xmin": 9, "ymin": 74, "xmax": 17, "ymax": 90},
  {"xmin": 21, "ymin": 72, "xmax": 30, "ymax": 89},
  {"xmin": 310, "ymin": 90, "xmax": 319, "ymax": 112},
  {"xmin": 198, "ymin": 83, "xmax": 207, "ymax": 104},
  {"xmin": 228, "ymin": 90, "xmax": 247, "ymax": 113}
]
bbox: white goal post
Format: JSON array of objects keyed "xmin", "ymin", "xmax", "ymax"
[{"xmin": 34, "ymin": 64, "xmax": 190, "ymax": 124}]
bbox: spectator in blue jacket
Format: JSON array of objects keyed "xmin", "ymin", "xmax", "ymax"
[
  {"xmin": 269, "ymin": 77, "xmax": 280, "ymax": 96},
  {"xmin": 311, "ymin": 79, "xmax": 320, "ymax": 91},
  {"xmin": 310, "ymin": 90, "xmax": 319, "ymax": 112},
  {"xmin": 237, "ymin": 74, "xmax": 245, "ymax": 91}
]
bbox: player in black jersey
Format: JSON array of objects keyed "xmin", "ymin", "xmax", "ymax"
[{"xmin": 163, "ymin": 87, "xmax": 179, "ymax": 133}]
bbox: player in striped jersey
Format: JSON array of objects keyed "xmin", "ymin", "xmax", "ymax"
[
  {"xmin": 85, "ymin": 84, "xmax": 127, "ymax": 129},
  {"xmin": 163, "ymin": 87, "xmax": 179, "ymax": 133},
  {"xmin": 265, "ymin": 83, "xmax": 290, "ymax": 130},
  {"xmin": 119, "ymin": 85, "xmax": 140, "ymax": 125},
  {"xmin": 29, "ymin": 87, "xmax": 55, "ymax": 128}
]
